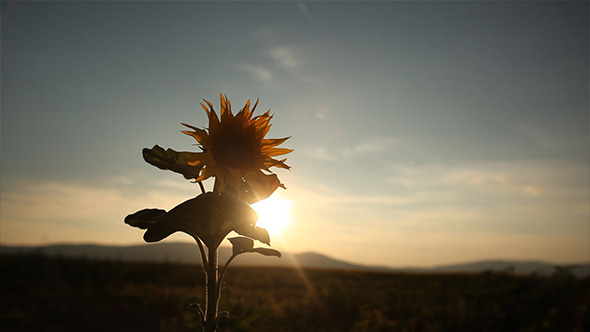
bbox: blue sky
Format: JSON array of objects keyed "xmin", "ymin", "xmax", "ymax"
[{"xmin": 1, "ymin": 1, "xmax": 588, "ymax": 267}]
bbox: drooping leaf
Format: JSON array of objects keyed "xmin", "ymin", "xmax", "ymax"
[
  {"xmin": 124, "ymin": 208, "xmax": 167, "ymax": 229},
  {"xmin": 143, "ymin": 192, "xmax": 262, "ymax": 249},
  {"xmin": 227, "ymin": 237, "xmax": 281, "ymax": 259},
  {"xmin": 252, "ymin": 248, "xmax": 281, "ymax": 258},
  {"xmin": 233, "ymin": 224, "xmax": 271, "ymax": 246},
  {"xmin": 228, "ymin": 237, "xmax": 254, "ymax": 256},
  {"xmin": 142, "ymin": 145, "xmax": 204, "ymax": 180}
]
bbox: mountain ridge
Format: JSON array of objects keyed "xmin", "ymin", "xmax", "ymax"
[{"xmin": 2, "ymin": 242, "xmax": 588, "ymax": 277}]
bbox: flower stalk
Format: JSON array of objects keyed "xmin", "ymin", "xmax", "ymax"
[
  {"xmin": 124, "ymin": 94, "xmax": 290, "ymax": 332},
  {"xmin": 204, "ymin": 247, "xmax": 219, "ymax": 332}
]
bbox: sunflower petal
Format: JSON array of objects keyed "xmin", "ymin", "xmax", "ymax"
[
  {"xmin": 251, "ymin": 98, "xmax": 259, "ymax": 112},
  {"xmin": 182, "ymin": 126, "xmax": 209, "ymax": 145},
  {"xmin": 201, "ymin": 102, "xmax": 210, "ymax": 112},
  {"xmin": 203, "ymin": 99, "xmax": 215, "ymax": 112},
  {"xmin": 202, "ymin": 99, "xmax": 221, "ymax": 133},
  {"xmin": 265, "ymin": 147, "xmax": 294, "ymax": 157},
  {"xmin": 236, "ymin": 100, "xmax": 253, "ymax": 124},
  {"xmin": 263, "ymin": 157, "xmax": 291, "ymax": 170},
  {"xmin": 262, "ymin": 137, "xmax": 291, "ymax": 147},
  {"xmin": 253, "ymin": 113, "xmax": 272, "ymax": 130},
  {"xmin": 220, "ymin": 94, "xmax": 233, "ymax": 123}
]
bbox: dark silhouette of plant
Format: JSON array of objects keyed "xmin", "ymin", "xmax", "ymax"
[{"xmin": 125, "ymin": 94, "xmax": 291, "ymax": 332}]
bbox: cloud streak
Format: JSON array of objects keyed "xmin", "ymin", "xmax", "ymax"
[
  {"xmin": 295, "ymin": 1, "xmax": 311, "ymax": 20},
  {"xmin": 237, "ymin": 63, "xmax": 274, "ymax": 83},
  {"xmin": 0, "ymin": 177, "xmax": 199, "ymax": 245},
  {"xmin": 279, "ymin": 157, "xmax": 589, "ymax": 265},
  {"xmin": 302, "ymin": 137, "xmax": 399, "ymax": 161},
  {"xmin": 269, "ymin": 46, "xmax": 300, "ymax": 70},
  {"xmin": 283, "ymin": 180, "xmax": 589, "ymax": 266},
  {"xmin": 238, "ymin": 42, "xmax": 318, "ymax": 85}
]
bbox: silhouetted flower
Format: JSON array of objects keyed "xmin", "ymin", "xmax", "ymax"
[
  {"xmin": 125, "ymin": 93, "xmax": 289, "ymax": 332},
  {"xmin": 182, "ymin": 94, "xmax": 292, "ymax": 203}
]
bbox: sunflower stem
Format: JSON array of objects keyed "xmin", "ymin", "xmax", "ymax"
[
  {"xmin": 194, "ymin": 237, "xmax": 208, "ymax": 274},
  {"xmin": 217, "ymin": 253, "xmax": 241, "ymax": 296},
  {"xmin": 203, "ymin": 245, "xmax": 219, "ymax": 332}
]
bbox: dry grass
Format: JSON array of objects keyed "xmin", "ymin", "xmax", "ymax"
[{"xmin": 2, "ymin": 254, "xmax": 589, "ymax": 331}]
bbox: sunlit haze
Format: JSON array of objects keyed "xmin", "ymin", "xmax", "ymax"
[
  {"xmin": 251, "ymin": 194, "xmax": 293, "ymax": 239},
  {"xmin": 1, "ymin": 1, "xmax": 588, "ymax": 268}
]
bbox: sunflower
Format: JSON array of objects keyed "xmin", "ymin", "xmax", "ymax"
[{"xmin": 181, "ymin": 94, "xmax": 292, "ymax": 203}]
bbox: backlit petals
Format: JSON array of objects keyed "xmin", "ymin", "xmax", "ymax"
[
  {"xmin": 182, "ymin": 95, "xmax": 291, "ymax": 202},
  {"xmin": 262, "ymin": 137, "xmax": 291, "ymax": 148},
  {"xmin": 265, "ymin": 147, "xmax": 294, "ymax": 157}
]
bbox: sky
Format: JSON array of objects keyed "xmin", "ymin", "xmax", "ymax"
[{"xmin": 1, "ymin": 1, "xmax": 588, "ymax": 268}]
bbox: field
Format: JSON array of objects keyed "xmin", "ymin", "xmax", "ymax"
[{"xmin": 1, "ymin": 254, "xmax": 589, "ymax": 331}]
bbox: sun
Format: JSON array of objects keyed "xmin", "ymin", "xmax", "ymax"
[{"xmin": 251, "ymin": 195, "xmax": 293, "ymax": 237}]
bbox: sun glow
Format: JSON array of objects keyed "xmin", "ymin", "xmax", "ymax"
[{"xmin": 251, "ymin": 195, "xmax": 293, "ymax": 236}]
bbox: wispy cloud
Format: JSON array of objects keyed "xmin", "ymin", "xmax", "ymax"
[
  {"xmin": 237, "ymin": 63, "xmax": 274, "ymax": 84},
  {"xmin": 295, "ymin": 1, "xmax": 311, "ymax": 20},
  {"xmin": 386, "ymin": 163, "xmax": 512, "ymax": 191},
  {"xmin": 302, "ymin": 137, "xmax": 399, "ymax": 162},
  {"xmin": 269, "ymin": 46, "xmax": 300, "ymax": 71},
  {"xmin": 283, "ymin": 159, "xmax": 589, "ymax": 266},
  {"xmin": 300, "ymin": 146, "xmax": 338, "ymax": 161},
  {"xmin": 0, "ymin": 177, "xmax": 197, "ymax": 245},
  {"xmin": 384, "ymin": 160, "xmax": 589, "ymax": 216},
  {"xmin": 341, "ymin": 137, "xmax": 398, "ymax": 157},
  {"xmin": 440, "ymin": 168, "xmax": 509, "ymax": 187},
  {"xmin": 238, "ymin": 39, "xmax": 320, "ymax": 86},
  {"xmin": 523, "ymin": 185, "xmax": 541, "ymax": 197}
]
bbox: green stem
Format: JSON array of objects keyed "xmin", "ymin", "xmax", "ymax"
[
  {"xmin": 194, "ymin": 237, "xmax": 208, "ymax": 274},
  {"xmin": 203, "ymin": 246, "xmax": 219, "ymax": 332},
  {"xmin": 217, "ymin": 253, "xmax": 241, "ymax": 296}
]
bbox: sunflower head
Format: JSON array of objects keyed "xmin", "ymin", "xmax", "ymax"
[{"xmin": 181, "ymin": 94, "xmax": 292, "ymax": 203}]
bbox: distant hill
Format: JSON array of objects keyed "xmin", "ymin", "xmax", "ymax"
[
  {"xmin": 1, "ymin": 242, "xmax": 588, "ymax": 277},
  {"xmin": 0, "ymin": 242, "xmax": 374, "ymax": 270},
  {"xmin": 432, "ymin": 260, "xmax": 579, "ymax": 276}
]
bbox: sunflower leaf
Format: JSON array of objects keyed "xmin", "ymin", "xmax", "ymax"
[
  {"xmin": 252, "ymin": 248, "xmax": 282, "ymax": 258},
  {"xmin": 233, "ymin": 225, "xmax": 271, "ymax": 246},
  {"xmin": 142, "ymin": 145, "xmax": 204, "ymax": 180},
  {"xmin": 228, "ymin": 237, "xmax": 254, "ymax": 256},
  {"xmin": 125, "ymin": 208, "xmax": 167, "ymax": 229},
  {"xmin": 143, "ymin": 193, "xmax": 260, "ymax": 249}
]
